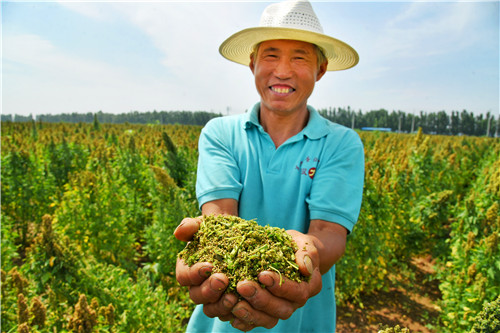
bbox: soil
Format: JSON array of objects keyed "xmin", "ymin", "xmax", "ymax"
[{"xmin": 336, "ymin": 255, "xmax": 442, "ymax": 333}]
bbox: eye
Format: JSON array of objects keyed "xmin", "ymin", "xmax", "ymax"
[{"xmin": 262, "ymin": 54, "xmax": 278, "ymax": 62}]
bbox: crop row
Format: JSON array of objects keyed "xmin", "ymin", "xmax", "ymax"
[{"xmin": 1, "ymin": 121, "xmax": 498, "ymax": 332}]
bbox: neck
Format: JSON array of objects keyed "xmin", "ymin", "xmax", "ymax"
[{"xmin": 259, "ymin": 105, "xmax": 309, "ymax": 148}]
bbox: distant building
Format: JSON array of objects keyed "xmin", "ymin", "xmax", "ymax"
[{"xmin": 361, "ymin": 127, "xmax": 392, "ymax": 132}]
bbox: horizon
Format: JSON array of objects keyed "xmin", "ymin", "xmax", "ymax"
[{"xmin": 3, "ymin": 105, "xmax": 497, "ymax": 122}]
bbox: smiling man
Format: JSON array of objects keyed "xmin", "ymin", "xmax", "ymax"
[
  {"xmin": 174, "ymin": 0, "xmax": 364, "ymax": 332},
  {"xmin": 250, "ymin": 39, "xmax": 327, "ymax": 147}
]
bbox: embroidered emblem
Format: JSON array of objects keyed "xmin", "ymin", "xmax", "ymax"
[{"xmin": 308, "ymin": 167, "xmax": 316, "ymax": 179}]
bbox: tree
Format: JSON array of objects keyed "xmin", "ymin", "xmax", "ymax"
[
  {"xmin": 460, "ymin": 110, "xmax": 475, "ymax": 135},
  {"xmin": 93, "ymin": 113, "xmax": 100, "ymax": 131},
  {"xmin": 450, "ymin": 111, "xmax": 460, "ymax": 135},
  {"xmin": 436, "ymin": 111, "xmax": 449, "ymax": 135}
]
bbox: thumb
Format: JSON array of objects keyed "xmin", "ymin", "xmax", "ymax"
[
  {"xmin": 174, "ymin": 217, "xmax": 203, "ymax": 242},
  {"xmin": 286, "ymin": 230, "xmax": 319, "ymax": 277}
]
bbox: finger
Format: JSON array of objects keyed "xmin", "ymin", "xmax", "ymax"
[
  {"xmin": 236, "ymin": 280, "xmax": 295, "ymax": 320},
  {"xmin": 203, "ymin": 293, "xmax": 238, "ymax": 319},
  {"xmin": 218, "ymin": 314, "xmax": 235, "ymax": 323},
  {"xmin": 231, "ymin": 300, "xmax": 279, "ymax": 330},
  {"xmin": 176, "ymin": 259, "xmax": 212, "ymax": 286},
  {"xmin": 174, "ymin": 217, "xmax": 202, "ymax": 242},
  {"xmin": 188, "ymin": 273, "xmax": 229, "ymax": 304},
  {"xmin": 232, "ymin": 318, "xmax": 256, "ymax": 332},
  {"xmin": 258, "ymin": 269, "xmax": 322, "ymax": 307},
  {"xmin": 286, "ymin": 230, "xmax": 319, "ymax": 277}
]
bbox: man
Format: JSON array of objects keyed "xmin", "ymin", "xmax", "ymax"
[{"xmin": 174, "ymin": 0, "xmax": 364, "ymax": 331}]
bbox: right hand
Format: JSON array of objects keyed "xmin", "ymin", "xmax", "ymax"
[{"xmin": 174, "ymin": 217, "xmax": 239, "ymax": 322}]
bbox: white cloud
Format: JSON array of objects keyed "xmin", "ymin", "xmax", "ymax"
[
  {"xmin": 109, "ymin": 2, "xmax": 261, "ymax": 112},
  {"xmin": 48, "ymin": 1, "xmax": 262, "ymax": 113},
  {"xmin": 2, "ymin": 33, "xmax": 179, "ymax": 114},
  {"xmin": 3, "ymin": 1, "xmax": 497, "ymax": 116},
  {"xmin": 381, "ymin": 2, "xmax": 489, "ymax": 59},
  {"xmin": 56, "ymin": 1, "xmax": 110, "ymax": 20},
  {"xmin": 4, "ymin": 34, "xmax": 123, "ymax": 83},
  {"xmin": 348, "ymin": 1, "xmax": 498, "ymax": 114}
]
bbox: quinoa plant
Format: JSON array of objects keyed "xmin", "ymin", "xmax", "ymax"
[
  {"xmin": 178, "ymin": 215, "xmax": 307, "ymax": 295},
  {"xmin": 378, "ymin": 325, "xmax": 411, "ymax": 333},
  {"xmin": 469, "ymin": 295, "xmax": 500, "ymax": 333}
]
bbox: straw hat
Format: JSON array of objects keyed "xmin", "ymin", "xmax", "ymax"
[{"xmin": 219, "ymin": 0, "xmax": 359, "ymax": 71}]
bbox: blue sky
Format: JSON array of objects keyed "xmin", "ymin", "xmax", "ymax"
[{"xmin": 2, "ymin": 0, "xmax": 499, "ymax": 117}]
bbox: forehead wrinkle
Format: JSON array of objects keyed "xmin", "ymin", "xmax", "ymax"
[
  {"xmin": 262, "ymin": 46, "xmax": 280, "ymax": 53},
  {"xmin": 261, "ymin": 46, "xmax": 313, "ymax": 55},
  {"xmin": 294, "ymin": 48, "xmax": 311, "ymax": 55}
]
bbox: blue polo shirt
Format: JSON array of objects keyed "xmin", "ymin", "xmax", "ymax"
[{"xmin": 189, "ymin": 103, "xmax": 364, "ymax": 332}]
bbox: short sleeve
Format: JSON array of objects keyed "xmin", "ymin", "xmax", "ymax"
[
  {"xmin": 307, "ymin": 129, "xmax": 365, "ymax": 233},
  {"xmin": 196, "ymin": 119, "xmax": 243, "ymax": 209}
]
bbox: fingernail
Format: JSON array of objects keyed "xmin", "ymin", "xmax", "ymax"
[
  {"xmin": 198, "ymin": 265, "xmax": 212, "ymax": 278},
  {"xmin": 173, "ymin": 220, "xmax": 186, "ymax": 235},
  {"xmin": 239, "ymin": 284, "xmax": 257, "ymax": 298},
  {"xmin": 232, "ymin": 318, "xmax": 246, "ymax": 331},
  {"xmin": 210, "ymin": 277, "xmax": 227, "ymax": 291},
  {"xmin": 222, "ymin": 296, "xmax": 235, "ymax": 309},
  {"xmin": 304, "ymin": 256, "xmax": 314, "ymax": 275},
  {"xmin": 258, "ymin": 272, "xmax": 275, "ymax": 288},
  {"xmin": 232, "ymin": 307, "xmax": 249, "ymax": 320}
]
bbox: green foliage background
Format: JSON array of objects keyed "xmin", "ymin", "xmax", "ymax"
[{"xmin": 1, "ymin": 121, "xmax": 499, "ymax": 332}]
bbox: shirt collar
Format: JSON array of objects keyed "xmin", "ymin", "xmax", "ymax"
[
  {"xmin": 244, "ymin": 103, "xmax": 329, "ymax": 140},
  {"xmin": 302, "ymin": 106, "xmax": 330, "ymax": 140},
  {"xmin": 244, "ymin": 103, "xmax": 262, "ymax": 130}
]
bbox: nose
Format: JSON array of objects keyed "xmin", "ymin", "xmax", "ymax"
[{"xmin": 274, "ymin": 58, "xmax": 293, "ymax": 80}]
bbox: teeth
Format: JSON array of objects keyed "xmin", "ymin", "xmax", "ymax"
[{"xmin": 271, "ymin": 86, "xmax": 293, "ymax": 94}]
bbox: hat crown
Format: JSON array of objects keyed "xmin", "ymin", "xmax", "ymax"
[{"xmin": 259, "ymin": 0, "xmax": 324, "ymax": 34}]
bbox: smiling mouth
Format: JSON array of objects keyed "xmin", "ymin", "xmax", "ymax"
[{"xmin": 270, "ymin": 86, "xmax": 295, "ymax": 94}]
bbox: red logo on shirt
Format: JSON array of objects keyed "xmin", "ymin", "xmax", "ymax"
[{"xmin": 308, "ymin": 168, "xmax": 316, "ymax": 179}]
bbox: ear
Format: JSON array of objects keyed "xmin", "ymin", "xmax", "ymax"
[
  {"xmin": 316, "ymin": 60, "xmax": 328, "ymax": 82},
  {"xmin": 249, "ymin": 55, "xmax": 256, "ymax": 74}
]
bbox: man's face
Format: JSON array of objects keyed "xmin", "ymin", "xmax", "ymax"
[{"xmin": 250, "ymin": 39, "xmax": 327, "ymax": 116}]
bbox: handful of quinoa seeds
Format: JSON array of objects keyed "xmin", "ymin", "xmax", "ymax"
[{"xmin": 178, "ymin": 215, "xmax": 307, "ymax": 295}]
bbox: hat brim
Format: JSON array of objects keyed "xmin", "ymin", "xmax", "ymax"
[{"xmin": 219, "ymin": 27, "xmax": 359, "ymax": 71}]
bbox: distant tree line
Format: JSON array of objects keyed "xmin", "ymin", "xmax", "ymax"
[
  {"xmin": 2, "ymin": 108, "xmax": 498, "ymax": 137},
  {"xmin": 318, "ymin": 107, "xmax": 499, "ymax": 137},
  {"xmin": 1, "ymin": 110, "xmax": 222, "ymax": 127}
]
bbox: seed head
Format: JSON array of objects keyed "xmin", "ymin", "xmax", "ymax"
[{"xmin": 178, "ymin": 215, "xmax": 307, "ymax": 296}]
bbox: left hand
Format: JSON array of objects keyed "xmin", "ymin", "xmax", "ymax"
[{"xmin": 203, "ymin": 231, "xmax": 323, "ymax": 331}]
